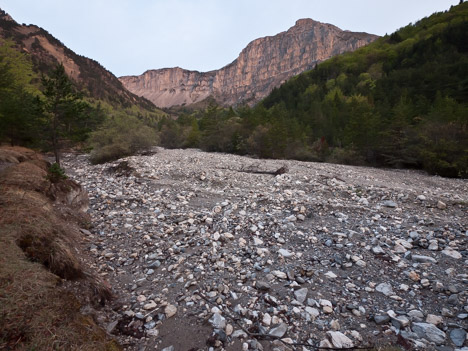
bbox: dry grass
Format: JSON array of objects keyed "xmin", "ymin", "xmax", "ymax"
[{"xmin": 0, "ymin": 147, "xmax": 119, "ymax": 351}]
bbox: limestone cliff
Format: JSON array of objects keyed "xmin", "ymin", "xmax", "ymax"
[{"xmin": 120, "ymin": 19, "xmax": 378, "ymax": 108}]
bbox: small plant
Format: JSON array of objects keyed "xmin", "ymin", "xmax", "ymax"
[{"xmin": 47, "ymin": 162, "xmax": 67, "ymax": 183}]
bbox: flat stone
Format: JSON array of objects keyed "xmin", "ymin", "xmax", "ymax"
[
  {"xmin": 255, "ymin": 281, "xmax": 271, "ymax": 291},
  {"xmin": 272, "ymin": 270, "xmax": 287, "ymax": 279},
  {"xmin": 294, "ymin": 288, "xmax": 308, "ymax": 304},
  {"xmin": 372, "ymin": 246, "xmax": 385, "ymax": 255},
  {"xmin": 269, "ymin": 323, "xmax": 288, "ymax": 338},
  {"xmin": 383, "ymin": 200, "xmax": 397, "ymax": 208},
  {"xmin": 426, "ymin": 314, "xmax": 443, "ymax": 326},
  {"xmin": 442, "ymin": 248, "xmax": 462, "ymax": 259},
  {"xmin": 412, "ymin": 322, "xmax": 446, "ymax": 345},
  {"xmin": 143, "ymin": 301, "xmax": 157, "ymax": 310},
  {"xmin": 327, "ymin": 331, "xmax": 354, "ymax": 348},
  {"xmin": 278, "ymin": 248, "xmax": 294, "ymax": 258},
  {"xmin": 376, "ymin": 282, "xmax": 394, "ymax": 296},
  {"xmin": 210, "ymin": 312, "xmax": 226, "ymax": 329},
  {"xmin": 164, "ymin": 304, "xmax": 177, "ymax": 318},
  {"xmin": 437, "ymin": 201, "xmax": 447, "ymax": 209},
  {"xmin": 412, "ymin": 255, "xmax": 437, "ymax": 264},
  {"xmin": 161, "ymin": 347, "xmax": 174, "ymax": 351},
  {"xmin": 449, "ymin": 328, "xmax": 467, "ymax": 347},
  {"xmin": 232, "ymin": 330, "xmax": 248, "ymax": 338},
  {"xmin": 305, "ymin": 307, "xmax": 320, "ymax": 319},
  {"xmin": 253, "ymin": 237, "xmax": 264, "ymax": 245},
  {"xmin": 374, "ymin": 315, "xmax": 391, "ymax": 325},
  {"xmin": 324, "ymin": 271, "xmax": 338, "ymax": 279}
]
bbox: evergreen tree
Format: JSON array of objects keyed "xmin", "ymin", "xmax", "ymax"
[{"xmin": 41, "ymin": 63, "xmax": 96, "ymax": 165}]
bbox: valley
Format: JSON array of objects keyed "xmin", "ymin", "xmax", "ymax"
[{"xmin": 62, "ymin": 148, "xmax": 467, "ymax": 350}]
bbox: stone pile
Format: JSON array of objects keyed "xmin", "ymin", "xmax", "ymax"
[{"xmin": 63, "ymin": 148, "xmax": 467, "ymax": 351}]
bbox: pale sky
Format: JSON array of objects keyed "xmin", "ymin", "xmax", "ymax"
[{"xmin": 0, "ymin": 0, "xmax": 460, "ymax": 77}]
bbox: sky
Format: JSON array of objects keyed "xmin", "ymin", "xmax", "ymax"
[{"xmin": 0, "ymin": 0, "xmax": 461, "ymax": 77}]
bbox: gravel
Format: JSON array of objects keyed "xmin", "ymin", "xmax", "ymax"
[{"xmin": 63, "ymin": 147, "xmax": 467, "ymax": 350}]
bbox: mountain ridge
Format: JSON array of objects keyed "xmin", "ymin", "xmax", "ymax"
[
  {"xmin": 120, "ymin": 19, "xmax": 378, "ymax": 108},
  {"xmin": 0, "ymin": 8, "xmax": 157, "ymax": 111}
]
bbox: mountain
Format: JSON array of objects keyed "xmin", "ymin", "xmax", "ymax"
[
  {"xmin": 255, "ymin": 3, "xmax": 468, "ymax": 176},
  {"xmin": 120, "ymin": 19, "xmax": 378, "ymax": 108},
  {"xmin": 0, "ymin": 9, "xmax": 155, "ymax": 110},
  {"xmin": 156, "ymin": 3, "xmax": 468, "ymax": 178}
]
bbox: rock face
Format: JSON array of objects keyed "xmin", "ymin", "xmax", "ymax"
[{"xmin": 120, "ymin": 19, "xmax": 378, "ymax": 107}]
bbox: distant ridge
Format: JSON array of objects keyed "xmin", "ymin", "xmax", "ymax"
[
  {"xmin": 120, "ymin": 19, "xmax": 378, "ymax": 108},
  {"xmin": 0, "ymin": 9, "xmax": 156, "ymax": 110}
]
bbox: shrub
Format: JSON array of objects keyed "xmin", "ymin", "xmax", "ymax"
[
  {"xmin": 327, "ymin": 147, "xmax": 366, "ymax": 166},
  {"xmin": 47, "ymin": 162, "xmax": 67, "ymax": 183},
  {"xmin": 89, "ymin": 115, "xmax": 157, "ymax": 164}
]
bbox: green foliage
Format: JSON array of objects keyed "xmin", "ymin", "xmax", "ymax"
[
  {"xmin": 154, "ymin": 3, "xmax": 468, "ymax": 178},
  {"xmin": 89, "ymin": 114, "xmax": 158, "ymax": 164},
  {"xmin": 40, "ymin": 64, "xmax": 104, "ymax": 165},
  {"xmin": 0, "ymin": 40, "xmax": 42, "ymax": 145},
  {"xmin": 46, "ymin": 162, "xmax": 68, "ymax": 183}
]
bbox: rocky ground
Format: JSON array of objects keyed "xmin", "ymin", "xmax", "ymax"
[{"xmin": 62, "ymin": 148, "xmax": 468, "ymax": 351}]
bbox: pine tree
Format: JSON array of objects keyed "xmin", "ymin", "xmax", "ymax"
[{"xmin": 41, "ymin": 63, "xmax": 88, "ymax": 166}]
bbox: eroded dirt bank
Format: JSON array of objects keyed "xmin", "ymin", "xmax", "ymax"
[{"xmin": 63, "ymin": 148, "xmax": 468, "ymax": 351}]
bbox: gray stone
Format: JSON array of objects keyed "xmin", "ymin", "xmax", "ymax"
[
  {"xmin": 278, "ymin": 248, "xmax": 294, "ymax": 258},
  {"xmin": 161, "ymin": 347, "xmax": 174, "ymax": 351},
  {"xmin": 372, "ymin": 246, "xmax": 385, "ymax": 255},
  {"xmin": 412, "ymin": 322, "xmax": 446, "ymax": 345},
  {"xmin": 294, "ymin": 288, "xmax": 308, "ymax": 304},
  {"xmin": 383, "ymin": 200, "xmax": 397, "ymax": 208},
  {"xmin": 374, "ymin": 315, "xmax": 391, "ymax": 325},
  {"xmin": 327, "ymin": 331, "xmax": 354, "ymax": 348},
  {"xmin": 255, "ymin": 281, "xmax": 271, "ymax": 291},
  {"xmin": 442, "ymin": 248, "xmax": 462, "ymax": 259},
  {"xmin": 412, "ymin": 255, "xmax": 437, "ymax": 264},
  {"xmin": 269, "ymin": 323, "xmax": 288, "ymax": 338},
  {"xmin": 376, "ymin": 282, "xmax": 394, "ymax": 296},
  {"xmin": 210, "ymin": 312, "xmax": 226, "ymax": 329},
  {"xmin": 232, "ymin": 329, "xmax": 248, "ymax": 339},
  {"xmin": 450, "ymin": 328, "xmax": 467, "ymax": 347}
]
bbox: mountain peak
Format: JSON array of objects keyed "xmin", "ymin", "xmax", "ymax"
[
  {"xmin": 294, "ymin": 18, "xmax": 319, "ymax": 27},
  {"xmin": 120, "ymin": 20, "xmax": 378, "ymax": 108},
  {"xmin": 0, "ymin": 9, "xmax": 15, "ymax": 22}
]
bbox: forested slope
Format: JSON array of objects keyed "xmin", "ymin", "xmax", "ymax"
[{"xmin": 159, "ymin": 3, "xmax": 467, "ymax": 178}]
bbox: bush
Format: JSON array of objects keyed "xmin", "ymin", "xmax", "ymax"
[
  {"xmin": 89, "ymin": 115, "xmax": 157, "ymax": 164},
  {"xmin": 47, "ymin": 163, "xmax": 68, "ymax": 183},
  {"xmin": 327, "ymin": 147, "xmax": 366, "ymax": 166}
]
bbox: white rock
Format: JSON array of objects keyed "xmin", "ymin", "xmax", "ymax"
[
  {"xmin": 253, "ymin": 237, "xmax": 264, "ymax": 245},
  {"xmin": 426, "ymin": 314, "xmax": 443, "ymax": 326},
  {"xmin": 269, "ymin": 323, "xmax": 288, "ymax": 338},
  {"xmin": 376, "ymin": 282, "xmax": 394, "ymax": 296},
  {"xmin": 442, "ymin": 247, "xmax": 462, "ymax": 259},
  {"xmin": 294, "ymin": 288, "xmax": 308, "ymax": 304},
  {"xmin": 164, "ymin": 304, "xmax": 177, "ymax": 318},
  {"xmin": 210, "ymin": 312, "xmax": 226, "ymax": 329},
  {"xmin": 327, "ymin": 331, "xmax": 354, "ymax": 348},
  {"xmin": 278, "ymin": 248, "xmax": 294, "ymax": 258},
  {"xmin": 262, "ymin": 313, "xmax": 272, "ymax": 326},
  {"xmin": 324, "ymin": 271, "xmax": 338, "ymax": 279},
  {"xmin": 272, "ymin": 270, "xmax": 287, "ymax": 279},
  {"xmin": 143, "ymin": 301, "xmax": 157, "ymax": 310}
]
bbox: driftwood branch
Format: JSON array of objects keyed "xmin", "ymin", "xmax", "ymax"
[{"xmin": 218, "ymin": 164, "xmax": 289, "ymax": 176}]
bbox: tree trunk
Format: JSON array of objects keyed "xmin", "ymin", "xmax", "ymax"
[{"xmin": 52, "ymin": 114, "xmax": 60, "ymax": 166}]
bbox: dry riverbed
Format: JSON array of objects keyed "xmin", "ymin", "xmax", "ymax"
[{"xmin": 63, "ymin": 148, "xmax": 468, "ymax": 351}]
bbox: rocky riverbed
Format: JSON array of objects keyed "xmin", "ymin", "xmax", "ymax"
[{"xmin": 62, "ymin": 148, "xmax": 468, "ymax": 351}]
